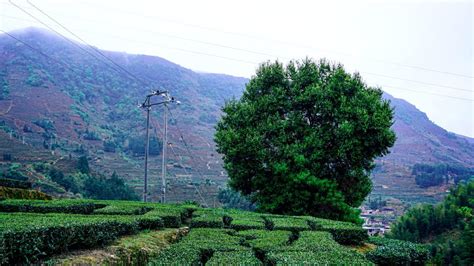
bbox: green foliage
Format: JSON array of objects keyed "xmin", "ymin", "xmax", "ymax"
[
  {"xmin": 83, "ymin": 128, "xmax": 101, "ymax": 141},
  {"xmin": 25, "ymin": 72, "xmax": 44, "ymax": 87},
  {"xmin": 206, "ymin": 251, "xmax": 262, "ymax": 265},
  {"xmin": 126, "ymin": 136, "xmax": 162, "ymax": 156},
  {"xmin": 390, "ymin": 180, "xmax": 474, "ymax": 242},
  {"xmin": 413, "ymin": 163, "xmax": 474, "ymax": 188},
  {"xmin": 262, "ymin": 215, "xmax": 310, "ymax": 231},
  {"xmin": 33, "ymin": 119, "xmax": 55, "ymax": 131},
  {"xmin": 0, "ymin": 187, "xmax": 51, "ymax": 200},
  {"xmin": 367, "ymin": 237, "xmax": 430, "ymax": 265},
  {"xmin": 307, "ymin": 216, "xmax": 368, "ymax": 245},
  {"xmin": 82, "ymin": 172, "xmax": 140, "ymax": 201},
  {"xmin": 0, "ymin": 178, "xmax": 32, "ymax": 189},
  {"xmin": 190, "ymin": 209, "xmax": 225, "ymax": 228},
  {"xmin": 0, "ymin": 213, "xmax": 150, "ymax": 264},
  {"xmin": 266, "ymin": 250, "xmax": 372, "ymax": 265},
  {"xmin": 151, "ymin": 229, "xmax": 246, "ymax": 265},
  {"xmin": 218, "ymin": 187, "xmax": 256, "ymax": 211},
  {"xmin": 389, "ymin": 180, "xmax": 474, "ymax": 265},
  {"xmin": 215, "ymin": 59, "xmax": 396, "ymax": 222},
  {"xmin": 77, "ymin": 155, "xmax": 90, "ymax": 174},
  {"xmin": 103, "ymin": 140, "xmax": 117, "ymax": 152},
  {"xmin": 48, "ymin": 168, "xmax": 79, "ymax": 193},
  {"xmin": 0, "ymin": 71, "xmax": 9, "ymax": 100},
  {"xmin": 1, "ymin": 164, "xmax": 28, "ymax": 181},
  {"xmin": 237, "ymin": 229, "xmax": 291, "ymax": 252},
  {"xmin": 0, "ymin": 199, "xmax": 104, "ymax": 214},
  {"xmin": 143, "ymin": 207, "xmax": 184, "ymax": 228},
  {"xmin": 367, "ymin": 195, "xmax": 387, "ymax": 210}
]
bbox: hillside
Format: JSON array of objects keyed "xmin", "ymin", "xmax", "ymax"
[{"xmin": 0, "ymin": 27, "xmax": 473, "ymax": 205}]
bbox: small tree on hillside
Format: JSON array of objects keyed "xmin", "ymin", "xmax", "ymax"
[
  {"xmin": 215, "ymin": 59, "xmax": 396, "ymax": 223},
  {"xmin": 77, "ymin": 155, "xmax": 90, "ymax": 174}
]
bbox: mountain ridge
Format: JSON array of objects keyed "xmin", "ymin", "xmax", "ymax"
[{"xmin": 0, "ymin": 27, "xmax": 472, "ymax": 205}]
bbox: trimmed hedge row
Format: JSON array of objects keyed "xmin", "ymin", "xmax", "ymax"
[
  {"xmin": 237, "ymin": 230, "xmax": 291, "ymax": 252},
  {"xmin": 150, "ymin": 229, "xmax": 247, "ymax": 265},
  {"xmin": 93, "ymin": 204, "xmax": 152, "ymax": 215},
  {"xmin": 258, "ymin": 231, "xmax": 372, "ymax": 265},
  {"xmin": 0, "ymin": 213, "xmax": 163, "ymax": 264},
  {"xmin": 190, "ymin": 209, "xmax": 225, "ymax": 228},
  {"xmin": 0, "ymin": 178, "xmax": 32, "ymax": 189},
  {"xmin": 143, "ymin": 208, "xmax": 184, "ymax": 228},
  {"xmin": 367, "ymin": 237, "xmax": 430, "ymax": 265},
  {"xmin": 265, "ymin": 250, "xmax": 373, "ymax": 265},
  {"xmin": 0, "ymin": 199, "xmax": 105, "ymax": 214},
  {"xmin": 206, "ymin": 251, "xmax": 262, "ymax": 266},
  {"xmin": 0, "ymin": 187, "xmax": 51, "ymax": 200},
  {"xmin": 306, "ymin": 216, "xmax": 368, "ymax": 245},
  {"xmin": 262, "ymin": 215, "xmax": 310, "ymax": 231}
]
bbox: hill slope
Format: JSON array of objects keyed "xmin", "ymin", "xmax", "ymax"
[{"xmin": 0, "ymin": 27, "xmax": 472, "ymax": 204}]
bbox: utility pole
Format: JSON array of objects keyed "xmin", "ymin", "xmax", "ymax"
[
  {"xmin": 161, "ymin": 103, "xmax": 167, "ymax": 203},
  {"xmin": 140, "ymin": 90, "xmax": 180, "ymax": 203},
  {"xmin": 143, "ymin": 96, "xmax": 151, "ymax": 202}
]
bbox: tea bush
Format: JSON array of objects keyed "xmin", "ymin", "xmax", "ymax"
[
  {"xmin": 0, "ymin": 199, "xmax": 105, "ymax": 214},
  {"xmin": 366, "ymin": 237, "xmax": 430, "ymax": 265}
]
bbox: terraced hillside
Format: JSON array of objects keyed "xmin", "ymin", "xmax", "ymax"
[{"xmin": 0, "ymin": 199, "xmax": 429, "ymax": 265}]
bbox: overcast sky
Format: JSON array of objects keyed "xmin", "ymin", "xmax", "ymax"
[{"xmin": 1, "ymin": 0, "xmax": 473, "ymax": 137}]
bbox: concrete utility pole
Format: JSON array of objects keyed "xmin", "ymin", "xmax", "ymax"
[{"xmin": 140, "ymin": 90, "xmax": 180, "ymax": 203}]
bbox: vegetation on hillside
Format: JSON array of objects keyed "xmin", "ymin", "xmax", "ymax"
[
  {"xmin": 215, "ymin": 59, "xmax": 396, "ymax": 223},
  {"xmin": 389, "ymin": 180, "xmax": 474, "ymax": 265},
  {"xmin": 412, "ymin": 163, "xmax": 474, "ymax": 188}
]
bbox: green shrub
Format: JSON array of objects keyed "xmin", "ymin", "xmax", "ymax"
[
  {"xmin": 190, "ymin": 209, "xmax": 224, "ymax": 228},
  {"xmin": 206, "ymin": 251, "xmax": 262, "ymax": 265},
  {"xmin": 93, "ymin": 204, "xmax": 152, "ymax": 215},
  {"xmin": 265, "ymin": 250, "xmax": 373, "ymax": 265},
  {"xmin": 150, "ymin": 243, "xmax": 203, "ymax": 265},
  {"xmin": 151, "ymin": 229, "xmax": 246, "ymax": 265},
  {"xmin": 367, "ymin": 237, "xmax": 430, "ymax": 265},
  {"xmin": 0, "ymin": 199, "xmax": 104, "ymax": 214},
  {"xmin": 0, "ymin": 213, "xmax": 143, "ymax": 264},
  {"xmin": 0, "ymin": 187, "xmax": 51, "ymax": 200},
  {"xmin": 227, "ymin": 209, "xmax": 265, "ymax": 230},
  {"xmin": 144, "ymin": 207, "xmax": 183, "ymax": 228},
  {"xmin": 237, "ymin": 230, "xmax": 291, "ymax": 252},
  {"xmin": 307, "ymin": 217, "xmax": 368, "ymax": 245},
  {"xmin": 263, "ymin": 215, "xmax": 310, "ymax": 231},
  {"xmin": 0, "ymin": 178, "xmax": 32, "ymax": 189}
]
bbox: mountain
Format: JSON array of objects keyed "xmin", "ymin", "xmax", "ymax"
[{"xmin": 0, "ymin": 27, "xmax": 473, "ymax": 205}]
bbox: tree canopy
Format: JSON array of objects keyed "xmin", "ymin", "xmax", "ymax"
[
  {"xmin": 215, "ymin": 59, "xmax": 396, "ymax": 222},
  {"xmin": 389, "ymin": 180, "xmax": 474, "ymax": 265}
]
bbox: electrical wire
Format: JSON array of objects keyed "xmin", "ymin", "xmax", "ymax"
[
  {"xmin": 25, "ymin": 0, "xmax": 159, "ymax": 88},
  {"xmin": 1, "ymin": 26, "xmax": 472, "ymax": 104},
  {"xmin": 8, "ymin": 0, "xmax": 152, "ymax": 89},
  {"xmin": 57, "ymin": 0, "xmax": 474, "ymax": 79},
  {"xmin": 1, "ymin": 13, "xmax": 470, "ymax": 94},
  {"xmin": 149, "ymin": 113, "xmax": 209, "ymax": 206}
]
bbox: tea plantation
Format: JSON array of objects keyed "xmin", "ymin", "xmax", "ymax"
[{"xmin": 0, "ymin": 199, "xmax": 429, "ymax": 265}]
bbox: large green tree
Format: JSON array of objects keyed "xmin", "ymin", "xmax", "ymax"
[{"xmin": 215, "ymin": 59, "xmax": 396, "ymax": 222}]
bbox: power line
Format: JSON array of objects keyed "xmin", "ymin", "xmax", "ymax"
[
  {"xmin": 379, "ymin": 84, "xmax": 473, "ymax": 102},
  {"xmin": 1, "ymin": 13, "xmax": 470, "ymax": 94},
  {"xmin": 25, "ymin": 0, "xmax": 158, "ymax": 88},
  {"xmin": 8, "ymin": 0, "xmax": 151, "ymax": 88},
  {"xmin": 1, "ymin": 26, "xmax": 472, "ymax": 103},
  {"xmin": 0, "ymin": 29, "xmax": 77, "ymax": 73},
  {"xmin": 149, "ymin": 112, "xmax": 209, "ymax": 207},
  {"xmin": 165, "ymin": 105, "xmax": 218, "ymax": 204},
  {"xmin": 67, "ymin": 0, "xmax": 474, "ymax": 79}
]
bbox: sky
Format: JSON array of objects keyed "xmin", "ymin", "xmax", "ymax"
[{"xmin": 1, "ymin": 0, "xmax": 473, "ymax": 137}]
